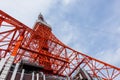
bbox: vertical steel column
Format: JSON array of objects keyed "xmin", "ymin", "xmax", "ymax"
[
  {"xmin": 43, "ymin": 74, "xmax": 46, "ymax": 80},
  {"xmin": 36, "ymin": 73, "xmax": 39, "ymax": 80},
  {"xmin": 20, "ymin": 69, "xmax": 25, "ymax": 80},
  {"xmin": 11, "ymin": 62, "xmax": 20, "ymax": 80},
  {"xmin": 0, "ymin": 57, "xmax": 8, "ymax": 72},
  {"xmin": 32, "ymin": 72, "xmax": 35, "ymax": 80},
  {"xmin": 40, "ymin": 72, "xmax": 46, "ymax": 80}
]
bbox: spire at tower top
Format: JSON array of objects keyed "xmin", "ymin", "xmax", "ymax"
[
  {"xmin": 36, "ymin": 13, "xmax": 52, "ymax": 31},
  {"xmin": 38, "ymin": 13, "xmax": 45, "ymax": 22}
]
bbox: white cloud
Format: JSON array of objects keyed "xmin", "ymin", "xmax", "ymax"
[
  {"xmin": 113, "ymin": 0, "xmax": 120, "ymax": 15},
  {"xmin": 0, "ymin": 0, "xmax": 54, "ymax": 27},
  {"xmin": 92, "ymin": 0, "xmax": 120, "ymax": 67},
  {"xmin": 95, "ymin": 48, "xmax": 120, "ymax": 67},
  {"xmin": 62, "ymin": 0, "xmax": 75, "ymax": 6},
  {"xmin": 0, "ymin": 0, "xmax": 120, "ymax": 69},
  {"xmin": 0, "ymin": 0, "xmax": 53, "ymax": 12}
]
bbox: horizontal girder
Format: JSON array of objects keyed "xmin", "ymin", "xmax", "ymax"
[{"xmin": 0, "ymin": 10, "xmax": 120, "ymax": 80}]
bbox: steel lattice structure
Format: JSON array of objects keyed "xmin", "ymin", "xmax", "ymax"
[{"xmin": 0, "ymin": 10, "xmax": 120, "ymax": 80}]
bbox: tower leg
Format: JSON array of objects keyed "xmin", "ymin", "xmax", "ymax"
[{"xmin": 0, "ymin": 56, "xmax": 14, "ymax": 80}]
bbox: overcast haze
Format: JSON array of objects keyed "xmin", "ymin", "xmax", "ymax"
[{"xmin": 0, "ymin": 0, "xmax": 120, "ymax": 67}]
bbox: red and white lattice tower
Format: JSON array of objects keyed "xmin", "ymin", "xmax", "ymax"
[{"xmin": 0, "ymin": 10, "xmax": 120, "ymax": 80}]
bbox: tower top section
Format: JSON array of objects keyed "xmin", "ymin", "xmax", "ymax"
[
  {"xmin": 33, "ymin": 13, "xmax": 52, "ymax": 38},
  {"xmin": 36, "ymin": 13, "xmax": 52, "ymax": 31}
]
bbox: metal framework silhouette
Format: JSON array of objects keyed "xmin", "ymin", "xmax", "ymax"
[{"xmin": 0, "ymin": 10, "xmax": 120, "ymax": 80}]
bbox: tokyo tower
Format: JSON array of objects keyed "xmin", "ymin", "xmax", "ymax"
[{"xmin": 0, "ymin": 10, "xmax": 120, "ymax": 80}]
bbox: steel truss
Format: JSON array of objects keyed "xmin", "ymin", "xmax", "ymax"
[{"xmin": 0, "ymin": 10, "xmax": 120, "ymax": 80}]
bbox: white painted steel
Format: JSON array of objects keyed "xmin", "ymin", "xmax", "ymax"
[
  {"xmin": 79, "ymin": 73, "xmax": 83, "ymax": 79},
  {"xmin": 0, "ymin": 56, "xmax": 15, "ymax": 80},
  {"xmin": 0, "ymin": 58, "xmax": 6, "ymax": 72},
  {"xmin": 40, "ymin": 72, "xmax": 46, "ymax": 80},
  {"xmin": 11, "ymin": 62, "xmax": 20, "ymax": 80},
  {"xmin": 36, "ymin": 73, "xmax": 39, "ymax": 80},
  {"xmin": 20, "ymin": 69, "xmax": 25, "ymax": 80},
  {"xmin": 43, "ymin": 74, "xmax": 46, "ymax": 80},
  {"xmin": 32, "ymin": 72, "xmax": 35, "ymax": 80},
  {"xmin": 82, "ymin": 69, "xmax": 91, "ymax": 80}
]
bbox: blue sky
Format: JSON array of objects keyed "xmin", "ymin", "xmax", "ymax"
[{"xmin": 0, "ymin": 0, "xmax": 120, "ymax": 67}]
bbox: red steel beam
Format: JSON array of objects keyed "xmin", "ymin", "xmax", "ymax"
[{"xmin": 0, "ymin": 10, "xmax": 120, "ymax": 79}]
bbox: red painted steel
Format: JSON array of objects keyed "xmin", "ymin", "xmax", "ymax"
[{"xmin": 0, "ymin": 10, "xmax": 120, "ymax": 80}]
